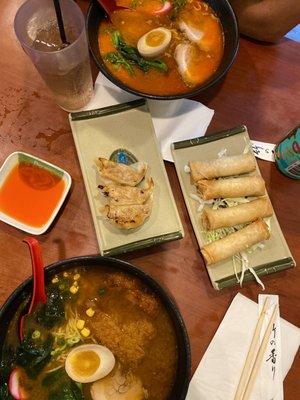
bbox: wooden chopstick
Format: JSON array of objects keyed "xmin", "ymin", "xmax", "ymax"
[
  {"xmin": 242, "ymin": 304, "xmax": 278, "ymax": 400},
  {"xmin": 234, "ymin": 296, "xmax": 270, "ymax": 400}
]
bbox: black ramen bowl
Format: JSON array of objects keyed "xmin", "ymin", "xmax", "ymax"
[
  {"xmin": 86, "ymin": 0, "xmax": 239, "ymax": 100},
  {"xmin": 0, "ymin": 255, "xmax": 190, "ymax": 400}
]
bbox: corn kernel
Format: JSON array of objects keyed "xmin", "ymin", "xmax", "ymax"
[
  {"xmin": 73, "ymin": 273, "xmax": 80, "ymax": 281},
  {"xmin": 73, "ymin": 280, "xmax": 78, "ymax": 287},
  {"xmin": 70, "ymin": 285, "xmax": 79, "ymax": 294},
  {"xmin": 76, "ymin": 319, "xmax": 85, "ymax": 330},
  {"xmin": 81, "ymin": 328, "xmax": 90, "ymax": 337},
  {"xmin": 63, "ymin": 272, "xmax": 69, "ymax": 277},
  {"xmin": 31, "ymin": 330, "xmax": 41, "ymax": 340},
  {"xmin": 86, "ymin": 308, "xmax": 95, "ymax": 318},
  {"xmin": 52, "ymin": 277, "xmax": 59, "ymax": 283}
]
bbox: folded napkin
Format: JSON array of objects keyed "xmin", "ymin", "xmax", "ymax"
[
  {"xmin": 85, "ymin": 73, "xmax": 214, "ymax": 162},
  {"xmin": 186, "ymin": 293, "xmax": 300, "ymax": 400}
]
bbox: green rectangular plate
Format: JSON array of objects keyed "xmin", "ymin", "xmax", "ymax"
[
  {"xmin": 172, "ymin": 125, "xmax": 295, "ymax": 290},
  {"xmin": 69, "ymin": 100, "xmax": 184, "ymax": 256}
]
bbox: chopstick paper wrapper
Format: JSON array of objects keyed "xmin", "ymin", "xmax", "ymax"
[
  {"xmin": 234, "ymin": 295, "xmax": 282, "ymax": 400},
  {"xmin": 233, "ymin": 296, "xmax": 272, "ymax": 400},
  {"xmin": 186, "ymin": 293, "xmax": 300, "ymax": 400},
  {"xmin": 254, "ymin": 295, "xmax": 284, "ymax": 400}
]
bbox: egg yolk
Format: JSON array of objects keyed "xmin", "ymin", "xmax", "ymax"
[
  {"xmin": 145, "ymin": 31, "xmax": 166, "ymax": 47},
  {"xmin": 70, "ymin": 351, "xmax": 100, "ymax": 377}
]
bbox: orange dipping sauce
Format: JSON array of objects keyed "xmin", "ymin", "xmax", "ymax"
[{"xmin": 0, "ymin": 162, "xmax": 65, "ymax": 228}]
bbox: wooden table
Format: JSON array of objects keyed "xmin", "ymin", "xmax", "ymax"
[{"xmin": 0, "ymin": 0, "xmax": 299, "ymax": 397}]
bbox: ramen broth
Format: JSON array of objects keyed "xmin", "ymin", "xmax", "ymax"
[
  {"xmin": 1, "ymin": 267, "xmax": 178, "ymax": 400},
  {"xmin": 98, "ymin": 0, "xmax": 224, "ymax": 95}
]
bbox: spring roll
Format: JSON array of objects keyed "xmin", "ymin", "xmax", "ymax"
[
  {"xmin": 196, "ymin": 176, "xmax": 266, "ymax": 200},
  {"xmin": 202, "ymin": 198, "xmax": 273, "ymax": 230},
  {"xmin": 189, "ymin": 153, "xmax": 256, "ymax": 181},
  {"xmin": 201, "ymin": 219, "xmax": 270, "ymax": 265}
]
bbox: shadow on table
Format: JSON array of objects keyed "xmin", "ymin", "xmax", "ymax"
[{"xmin": 192, "ymin": 75, "xmax": 227, "ymax": 105}]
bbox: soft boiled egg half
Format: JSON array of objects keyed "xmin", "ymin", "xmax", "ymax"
[
  {"xmin": 65, "ymin": 344, "xmax": 115, "ymax": 383},
  {"xmin": 137, "ymin": 27, "xmax": 171, "ymax": 59}
]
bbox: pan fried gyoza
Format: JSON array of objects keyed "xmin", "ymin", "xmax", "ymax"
[
  {"xmin": 97, "ymin": 155, "xmax": 153, "ymax": 229},
  {"xmin": 97, "ymin": 158, "xmax": 147, "ymax": 186},
  {"xmin": 189, "ymin": 153, "xmax": 256, "ymax": 181},
  {"xmin": 201, "ymin": 219, "xmax": 270, "ymax": 265},
  {"xmin": 196, "ymin": 176, "xmax": 266, "ymax": 200},
  {"xmin": 104, "ymin": 203, "xmax": 152, "ymax": 229},
  {"xmin": 99, "ymin": 178, "xmax": 154, "ymax": 206},
  {"xmin": 202, "ymin": 198, "xmax": 273, "ymax": 230}
]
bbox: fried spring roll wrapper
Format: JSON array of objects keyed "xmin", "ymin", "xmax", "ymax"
[
  {"xmin": 201, "ymin": 219, "xmax": 270, "ymax": 265},
  {"xmin": 202, "ymin": 198, "xmax": 273, "ymax": 230},
  {"xmin": 196, "ymin": 176, "xmax": 266, "ymax": 200},
  {"xmin": 189, "ymin": 153, "xmax": 256, "ymax": 181}
]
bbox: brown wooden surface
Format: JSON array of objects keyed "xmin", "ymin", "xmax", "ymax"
[{"xmin": 0, "ymin": 0, "xmax": 299, "ymax": 397}]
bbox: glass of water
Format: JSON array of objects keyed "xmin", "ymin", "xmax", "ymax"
[{"xmin": 14, "ymin": 0, "xmax": 94, "ymax": 112}]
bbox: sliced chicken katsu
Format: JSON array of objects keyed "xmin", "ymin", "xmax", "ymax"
[
  {"xmin": 97, "ymin": 158, "xmax": 147, "ymax": 186},
  {"xmin": 99, "ymin": 177, "xmax": 154, "ymax": 206},
  {"xmin": 104, "ymin": 203, "xmax": 152, "ymax": 229}
]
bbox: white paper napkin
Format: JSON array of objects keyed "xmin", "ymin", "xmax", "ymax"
[
  {"xmin": 84, "ymin": 73, "xmax": 214, "ymax": 162},
  {"xmin": 186, "ymin": 293, "xmax": 300, "ymax": 400}
]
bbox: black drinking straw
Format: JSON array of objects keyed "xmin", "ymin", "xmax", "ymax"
[{"xmin": 53, "ymin": 0, "xmax": 69, "ymax": 46}]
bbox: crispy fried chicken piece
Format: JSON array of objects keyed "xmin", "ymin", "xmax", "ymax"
[
  {"xmin": 110, "ymin": 273, "xmax": 141, "ymax": 290},
  {"xmin": 109, "ymin": 273, "xmax": 158, "ymax": 315},
  {"xmin": 126, "ymin": 289, "xmax": 159, "ymax": 316},
  {"xmin": 92, "ymin": 312, "xmax": 156, "ymax": 366}
]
